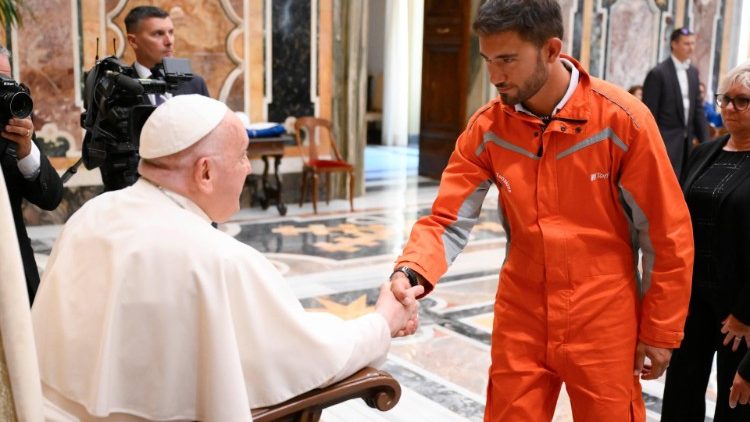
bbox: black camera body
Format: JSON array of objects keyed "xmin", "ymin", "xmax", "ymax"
[
  {"xmin": 0, "ymin": 75, "xmax": 33, "ymax": 126},
  {"xmin": 0, "ymin": 75, "xmax": 34, "ymax": 157},
  {"xmin": 80, "ymin": 56, "xmax": 194, "ymax": 191}
]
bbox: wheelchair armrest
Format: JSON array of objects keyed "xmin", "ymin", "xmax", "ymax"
[{"xmin": 251, "ymin": 367, "xmax": 401, "ymax": 422}]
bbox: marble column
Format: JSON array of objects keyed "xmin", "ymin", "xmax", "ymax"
[{"xmin": 267, "ymin": 0, "xmax": 315, "ymax": 123}]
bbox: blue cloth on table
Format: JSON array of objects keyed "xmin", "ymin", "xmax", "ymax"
[
  {"xmin": 703, "ymin": 101, "xmax": 723, "ymax": 128},
  {"xmin": 246, "ymin": 123, "xmax": 286, "ymax": 138}
]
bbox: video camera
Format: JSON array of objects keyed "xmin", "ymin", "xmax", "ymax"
[{"xmin": 76, "ymin": 55, "xmax": 194, "ymax": 191}]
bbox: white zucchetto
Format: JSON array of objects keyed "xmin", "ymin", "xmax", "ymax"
[{"xmin": 139, "ymin": 94, "xmax": 228, "ymax": 159}]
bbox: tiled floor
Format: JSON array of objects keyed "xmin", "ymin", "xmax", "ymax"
[{"xmin": 28, "ymin": 145, "xmax": 717, "ymax": 421}]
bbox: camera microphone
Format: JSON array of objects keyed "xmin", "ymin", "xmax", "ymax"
[{"xmin": 108, "ymin": 72, "xmax": 145, "ymax": 95}]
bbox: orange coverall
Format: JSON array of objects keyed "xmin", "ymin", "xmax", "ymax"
[{"xmin": 397, "ymin": 56, "xmax": 693, "ymax": 421}]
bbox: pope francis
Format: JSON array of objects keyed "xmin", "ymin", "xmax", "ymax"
[{"xmin": 32, "ymin": 95, "xmax": 422, "ymax": 421}]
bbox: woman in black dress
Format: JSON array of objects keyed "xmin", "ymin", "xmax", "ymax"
[{"xmin": 661, "ymin": 61, "xmax": 750, "ymax": 421}]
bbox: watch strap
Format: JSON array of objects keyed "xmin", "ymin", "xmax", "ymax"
[{"xmin": 390, "ymin": 266, "xmax": 419, "ymax": 287}]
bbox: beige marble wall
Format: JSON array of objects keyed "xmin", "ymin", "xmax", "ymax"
[
  {"xmin": 3, "ymin": 0, "xmax": 332, "ymax": 159},
  {"xmin": 15, "ymin": 0, "xmax": 83, "ymax": 152},
  {"xmin": 606, "ymin": 0, "xmax": 661, "ymax": 91},
  {"xmin": 579, "ymin": 0, "xmax": 744, "ymax": 94}
]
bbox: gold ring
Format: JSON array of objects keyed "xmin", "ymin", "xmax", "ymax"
[{"xmin": 26, "ymin": 129, "xmax": 30, "ymax": 137}]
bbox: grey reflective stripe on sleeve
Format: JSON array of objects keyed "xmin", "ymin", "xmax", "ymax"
[
  {"xmin": 476, "ymin": 132, "xmax": 539, "ymax": 160},
  {"xmin": 442, "ymin": 179, "xmax": 492, "ymax": 266},
  {"xmin": 556, "ymin": 127, "xmax": 628, "ymax": 159},
  {"xmin": 619, "ymin": 184, "xmax": 654, "ymax": 297}
]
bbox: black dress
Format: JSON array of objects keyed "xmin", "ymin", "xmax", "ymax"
[{"xmin": 662, "ymin": 137, "xmax": 750, "ymax": 421}]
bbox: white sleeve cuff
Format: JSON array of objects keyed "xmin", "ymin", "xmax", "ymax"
[
  {"xmin": 322, "ymin": 313, "xmax": 391, "ymax": 387},
  {"xmin": 17, "ymin": 142, "xmax": 41, "ymax": 180}
]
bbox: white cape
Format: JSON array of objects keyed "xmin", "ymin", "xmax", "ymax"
[{"xmin": 32, "ymin": 180, "xmax": 389, "ymax": 421}]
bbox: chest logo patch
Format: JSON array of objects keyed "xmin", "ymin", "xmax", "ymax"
[
  {"xmin": 495, "ymin": 173, "xmax": 512, "ymax": 192},
  {"xmin": 590, "ymin": 172, "xmax": 610, "ymax": 182}
]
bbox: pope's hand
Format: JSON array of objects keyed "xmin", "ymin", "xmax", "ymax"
[{"xmin": 376, "ymin": 281, "xmax": 423, "ymax": 337}]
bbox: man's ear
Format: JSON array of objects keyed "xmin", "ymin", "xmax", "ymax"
[
  {"xmin": 192, "ymin": 156, "xmax": 213, "ymax": 194},
  {"xmin": 126, "ymin": 33, "xmax": 138, "ymax": 51},
  {"xmin": 543, "ymin": 38, "xmax": 563, "ymax": 63}
]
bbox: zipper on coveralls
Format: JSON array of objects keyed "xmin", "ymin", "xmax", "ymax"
[{"xmin": 536, "ymin": 116, "xmax": 552, "ymax": 157}]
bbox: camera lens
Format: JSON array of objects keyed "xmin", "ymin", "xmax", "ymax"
[{"xmin": 7, "ymin": 91, "xmax": 33, "ymax": 119}]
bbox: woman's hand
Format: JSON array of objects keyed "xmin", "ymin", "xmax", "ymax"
[{"xmin": 721, "ymin": 315, "xmax": 750, "ymax": 352}]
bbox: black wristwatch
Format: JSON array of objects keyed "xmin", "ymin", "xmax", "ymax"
[{"xmin": 390, "ymin": 266, "xmax": 419, "ymax": 287}]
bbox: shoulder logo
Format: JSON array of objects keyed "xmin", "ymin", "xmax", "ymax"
[
  {"xmin": 495, "ymin": 173, "xmax": 512, "ymax": 192},
  {"xmin": 590, "ymin": 172, "xmax": 609, "ymax": 182}
]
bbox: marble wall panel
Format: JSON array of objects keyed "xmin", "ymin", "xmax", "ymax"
[
  {"xmin": 690, "ymin": 0, "xmax": 721, "ymax": 91},
  {"xmin": 17, "ymin": 0, "xmax": 82, "ymax": 154},
  {"xmin": 267, "ymin": 0, "xmax": 315, "ymax": 123},
  {"xmin": 588, "ymin": 6, "xmax": 607, "ymax": 77},
  {"xmin": 571, "ymin": 0, "xmax": 585, "ymax": 60},
  {"xmin": 107, "ymin": 0, "xmax": 239, "ymax": 101},
  {"xmin": 606, "ymin": 0, "xmax": 660, "ymax": 89},
  {"xmin": 579, "ymin": 0, "xmax": 738, "ymax": 98},
  {"xmin": 559, "ymin": 0, "xmax": 580, "ymax": 54}
]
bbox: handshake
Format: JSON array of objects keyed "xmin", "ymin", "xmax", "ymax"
[{"xmin": 374, "ymin": 273, "xmax": 425, "ymax": 338}]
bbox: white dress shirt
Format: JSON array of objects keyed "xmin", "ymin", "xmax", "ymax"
[
  {"xmin": 515, "ymin": 58, "xmax": 580, "ymax": 119},
  {"xmin": 17, "ymin": 142, "xmax": 41, "ymax": 180},
  {"xmin": 671, "ymin": 55, "xmax": 691, "ymax": 125},
  {"xmin": 133, "ymin": 61, "xmax": 172, "ymax": 106}
]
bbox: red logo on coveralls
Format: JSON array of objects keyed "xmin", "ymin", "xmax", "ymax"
[{"xmin": 495, "ymin": 173, "xmax": 512, "ymax": 192}]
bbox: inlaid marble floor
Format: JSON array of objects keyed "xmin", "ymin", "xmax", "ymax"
[{"xmin": 28, "ymin": 145, "xmax": 717, "ymax": 421}]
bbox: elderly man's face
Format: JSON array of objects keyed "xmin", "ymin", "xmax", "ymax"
[
  {"xmin": 127, "ymin": 17, "xmax": 175, "ymax": 69},
  {"xmin": 209, "ymin": 114, "xmax": 251, "ymax": 222}
]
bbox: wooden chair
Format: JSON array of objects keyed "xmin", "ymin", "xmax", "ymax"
[
  {"xmin": 251, "ymin": 367, "xmax": 401, "ymax": 422},
  {"xmin": 294, "ymin": 117, "xmax": 355, "ymax": 213}
]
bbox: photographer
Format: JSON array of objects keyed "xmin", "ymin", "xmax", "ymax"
[
  {"xmin": 0, "ymin": 46, "xmax": 62, "ymax": 304},
  {"xmin": 125, "ymin": 6, "xmax": 209, "ymax": 104}
]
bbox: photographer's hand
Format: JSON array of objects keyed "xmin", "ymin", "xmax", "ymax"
[{"xmin": 3, "ymin": 117, "xmax": 34, "ymax": 158}]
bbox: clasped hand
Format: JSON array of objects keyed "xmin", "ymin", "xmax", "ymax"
[{"xmin": 375, "ymin": 281, "xmax": 423, "ymax": 337}]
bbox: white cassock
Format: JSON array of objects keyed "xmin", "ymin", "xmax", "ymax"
[{"xmin": 32, "ymin": 179, "xmax": 390, "ymax": 421}]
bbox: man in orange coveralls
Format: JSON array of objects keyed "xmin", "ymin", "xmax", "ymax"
[{"xmin": 389, "ymin": 0, "xmax": 694, "ymax": 420}]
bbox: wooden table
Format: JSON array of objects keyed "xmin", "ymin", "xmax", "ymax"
[{"xmin": 247, "ymin": 134, "xmax": 295, "ymax": 215}]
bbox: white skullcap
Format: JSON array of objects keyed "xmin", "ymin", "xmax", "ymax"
[{"xmin": 139, "ymin": 94, "xmax": 229, "ymax": 159}]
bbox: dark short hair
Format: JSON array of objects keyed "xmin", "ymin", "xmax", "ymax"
[
  {"xmin": 125, "ymin": 6, "xmax": 169, "ymax": 33},
  {"xmin": 670, "ymin": 27, "xmax": 694, "ymax": 43},
  {"xmin": 472, "ymin": 0, "xmax": 563, "ymax": 47}
]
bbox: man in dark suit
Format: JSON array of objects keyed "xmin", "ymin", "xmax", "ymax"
[
  {"xmin": 97, "ymin": 6, "xmax": 211, "ymax": 191},
  {"xmin": 0, "ymin": 46, "xmax": 63, "ymax": 304},
  {"xmin": 124, "ymin": 6, "xmax": 210, "ymax": 103},
  {"xmin": 643, "ymin": 27, "xmax": 710, "ymax": 181}
]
